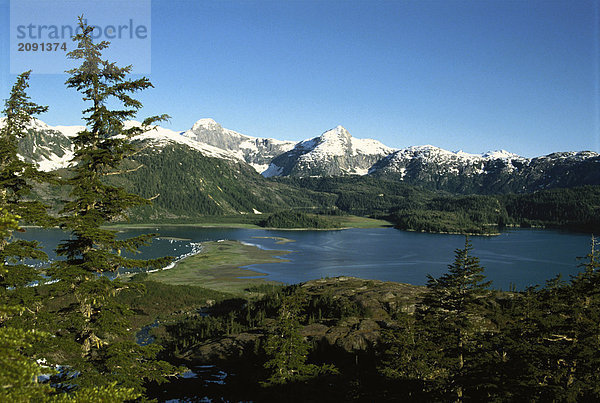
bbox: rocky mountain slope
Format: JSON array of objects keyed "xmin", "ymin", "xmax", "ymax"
[
  {"xmin": 182, "ymin": 118, "xmax": 296, "ymax": 173},
  {"xmin": 1, "ymin": 118, "xmax": 334, "ymax": 219}
]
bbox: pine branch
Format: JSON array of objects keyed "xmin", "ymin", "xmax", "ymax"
[{"xmin": 102, "ymin": 164, "xmax": 144, "ymax": 176}]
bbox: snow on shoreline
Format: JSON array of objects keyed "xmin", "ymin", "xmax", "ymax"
[{"xmin": 144, "ymin": 241, "xmax": 203, "ymax": 274}]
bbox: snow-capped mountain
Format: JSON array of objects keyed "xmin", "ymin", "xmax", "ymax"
[
  {"xmin": 182, "ymin": 118, "xmax": 296, "ymax": 173},
  {"xmin": 369, "ymin": 145, "xmax": 600, "ymax": 193},
  {"xmin": 124, "ymin": 120, "xmax": 241, "ymax": 161},
  {"xmin": 1, "ymin": 118, "xmax": 243, "ymax": 172},
  {"xmin": 369, "ymin": 145, "xmax": 526, "ymax": 177},
  {"xmin": 265, "ymin": 125, "xmax": 395, "ymax": 177},
  {"xmin": 0, "ymin": 118, "xmax": 80, "ymax": 172},
  {"xmin": 4, "ymin": 117, "xmax": 600, "ymax": 194}
]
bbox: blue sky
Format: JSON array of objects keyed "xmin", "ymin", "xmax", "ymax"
[{"xmin": 1, "ymin": 0, "xmax": 598, "ymax": 157}]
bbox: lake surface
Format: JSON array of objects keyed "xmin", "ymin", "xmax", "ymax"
[{"xmin": 20, "ymin": 227, "xmax": 592, "ymax": 291}]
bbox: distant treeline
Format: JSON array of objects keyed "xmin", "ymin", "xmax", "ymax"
[
  {"xmin": 258, "ymin": 211, "xmax": 338, "ymax": 229},
  {"xmin": 389, "ymin": 186, "xmax": 600, "ymax": 234},
  {"xmin": 276, "ymin": 177, "xmax": 600, "ymax": 234}
]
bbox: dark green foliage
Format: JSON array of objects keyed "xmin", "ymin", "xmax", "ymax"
[
  {"xmin": 275, "ymin": 176, "xmax": 429, "ymax": 216},
  {"xmin": 0, "ymin": 73, "xmax": 58, "ymax": 400},
  {"xmin": 488, "ymin": 237, "xmax": 600, "ymax": 402},
  {"xmin": 416, "ymin": 237, "xmax": 491, "ymax": 400},
  {"xmin": 378, "ymin": 313, "xmax": 442, "ymax": 399},
  {"xmin": 0, "ymin": 71, "xmax": 54, "ymax": 290},
  {"xmin": 0, "ymin": 69, "xmax": 142, "ymax": 401},
  {"xmin": 278, "ymin": 176, "xmax": 600, "ymax": 234},
  {"xmin": 99, "ymin": 144, "xmax": 338, "ymax": 220},
  {"xmin": 307, "ymin": 292, "xmax": 368, "ymax": 322},
  {"xmin": 262, "ymin": 291, "xmax": 338, "ymax": 385},
  {"xmin": 0, "ymin": 71, "xmax": 50, "ymax": 208},
  {"xmin": 391, "ymin": 209, "xmax": 492, "ymax": 234},
  {"xmin": 0, "ymin": 210, "xmax": 56, "ymax": 401},
  {"xmin": 258, "ymin": 210, "xmax": 338, "ymax": 229},
  {"xmin": 51, "ymin": 15, "xmax": 171, "ymax": 299},
  {"xmin": 376, "ymin": 237, "xmax": 600, "ymax": 402},
  {"xmin": 502, "ymin": 186, "xmax": 600, "ymax": 231},
  {"xmin": 31, "ymin": 17, "xmax": 179, "ymax": 396},
  {"xmin": 388, "ymin": 186, "xmax": 600, "ymax": 234}
]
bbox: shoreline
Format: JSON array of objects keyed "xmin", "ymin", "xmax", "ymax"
[
  {"xmin": 140, "ymin": 240, "xmax": 290, "ymax": 295},
  {"xmin": 103, "ymin": 215, "xmax": 393, "ymax": 231}
]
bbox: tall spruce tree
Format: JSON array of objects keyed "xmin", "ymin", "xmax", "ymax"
[
  {"xmin": 0, "ymin": 74, "xmax": 139, "ymax": 400},
  {"xmin": 262, "ymin": 290, "xmax": 336, "ymax": 386},
  {"xmin": 0, "ymin": 73, "xmax": 56, "ymax": 400},
  {"xmin": 44, "ymin": 17, "xmax": 176, "ymax": 393},
  {"xmin": 0, "ymin": 71, "xmax": 53, "ymax": 291},
  {"xmin": 417, "ymin": 236, "xmax": 491, "ymax": 401}
]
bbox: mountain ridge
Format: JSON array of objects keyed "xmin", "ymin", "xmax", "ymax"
[{"xmin": 4, "ymin": 117, "xmax": 600, "ymax": 195}]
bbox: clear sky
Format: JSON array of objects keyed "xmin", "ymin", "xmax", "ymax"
[{"xmin": 1, "ymin": 0, "xmax": 599, "ymax": 157}]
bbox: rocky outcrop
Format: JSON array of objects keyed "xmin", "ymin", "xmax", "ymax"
[
  {"xmin": 186, "ymin": 277, "xmax": 425, "ymax": 363},
  {"xmin": 182, "ymin": 118, "xmax": 296, "ymax": 173}
]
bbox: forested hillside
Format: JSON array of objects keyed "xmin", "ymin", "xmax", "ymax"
[
  {"xmin": 277, "ymin": 176, "xmax": 600, "ymax": 234},
  {"xmin": 109, "ymin": 144, "xmax": 336, "ymax": 220}
]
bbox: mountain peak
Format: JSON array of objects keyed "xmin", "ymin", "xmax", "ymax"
[
  {"xmin": 482, "ymin": 149, "xmax": 521, "ymax": 160},
  {"xmin": 321, "ymin": 125, "xmax": 350, "ymax": 139},
  {"xmin": 192, "ymin": 118, "xmax": 221, "ymax": 131}
]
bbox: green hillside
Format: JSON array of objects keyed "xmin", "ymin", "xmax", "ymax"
[{"xmin": 107, "ymin": 144, "xmax": 337, "ymax": 221}]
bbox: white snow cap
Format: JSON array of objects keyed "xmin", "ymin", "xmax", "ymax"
[
  {"xmin": 192, "ymin": 118, "xmax": 221, "ymax": 131},
  {"xmin": 298, "ymin": 125, "xmax": 394, "ymax": 157},
  {"xmin": 481, "ymin": 149, "xmax": 521, "ymax": 160}
]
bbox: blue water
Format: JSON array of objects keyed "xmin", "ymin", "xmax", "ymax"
[{"xmin": 19, "ymin": 227, "xmax": 592, "ymax": 291}]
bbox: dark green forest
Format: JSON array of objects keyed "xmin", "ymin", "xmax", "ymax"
[
  {"xmin": 276, "ymin": 176, "xmax": 600, "ymax": 234},
  {"xmin": 257, "ymin": 210, "xmax": 338, "ymax": 229}
]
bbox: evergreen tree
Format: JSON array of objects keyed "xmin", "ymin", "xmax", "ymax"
[
  {"xmin": 417, "ymin": 236, "xmax": 491, "ymax": 401},
  {"xmin": 0, "ymin": 71, "xmax": 53, "ymax": 291},
  {"xmin": 0, "ymin": 73, "xmax": 56, "ymax": 400},
  {"xmin": 558, "ymin": 236, "xmax": 600, "ymax": 400},
  {"xmin": 43, "ymin": 16, "xmax": 177, "ymax": 393},
  {"xmin": 378, "ymin": 312, "xmax": 442, "ymax": 399},
  {"xmin": 262, "ymin": 291, "xmax": 336, "ymax": 385}
]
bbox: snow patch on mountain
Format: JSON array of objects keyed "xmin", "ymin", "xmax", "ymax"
[
  {"xmin": 297, "ymin": 126, "xmax": 394, "ymax": 161},
  {"xmin": 482, "ymin": 149, "xmax": 522, "ymax": 160},
  {"xmin": 125, "ymin": 121, "xmax": 242, "ymax": 161},
  {"xmin": 262, "ymin": 163, "xmax": 284, "ymax": 178},
  {"xmin": 11, "ymin": 119, "xmax": 245, "ymax": 172},
  {"xmin": 52, "ymin": 125, "xmax": 86, "ymax": 137},
  {"xmin": 249, "ymin": 163, "xmax": 270, "ymax": 173},
  {"xmin": 382, "ymin": 145, "xmax": 524, "ymax": 168},
  {"xmin": 36, "ymin": 149, "xmax": 75, "ymax": 172},
  {"xmin": 183, "ymin": 118, "xmax": 296, "ymax": 174},
  {"xmin": 268, "ymin": 125, "xmax": 396, "ymax": 177},
  {"xmin": 191, "ymin": 118, "xmax": 221, "ymax": 131}
]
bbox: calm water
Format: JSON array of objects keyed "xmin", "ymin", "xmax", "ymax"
[{"xmin": 20, "ymin": 226, "xmax": 592, "ymax": 291}]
